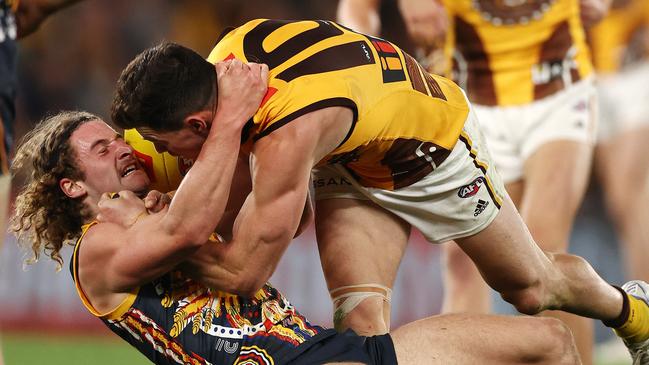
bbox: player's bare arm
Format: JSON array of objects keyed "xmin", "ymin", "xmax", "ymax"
[
  {"xmin": 398, "ymin": 0, "xmax": 447, "ymax": 47},
  {"xmin": 189, "ymin": 106, "xmax": 353, "ymax": 296},
  {"xmin": 15, "ymin": 0, "xmax": 85, "ymax": 38},
  {"xmin": 581, "ymin": 0, "xmax": 613, "ymax": 27},
  {"xmin": 337, "ymin": 0, "xmax": 381, "ymax": 35},
  {"xmin": 78, "ymin": 61, "xmax": 268, "ymax": 311},
  {"xmin": 211, "ymin": 154, "xmax": 313, "ymax": 242}
]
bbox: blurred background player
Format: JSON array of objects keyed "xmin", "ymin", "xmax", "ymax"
[
  {"xmin": 0, "ymin": 1, "xmax": 85, "ymax": 363},
  {"xmin": 439, "ymin": 1, "xmax": 605, "ymax": 363},
  {"xmin": 587, "ymin": 3, "xmax": 649, "ymax": 360},
  {"xmin": 0, "ymin": 0, "xmax": 85, "ymax": 243},
  {"xmin": 338, "ymin": 0, "xmax": 611, "ymax": 363},
  {"xmin": 589, "ymin": 0, "xmax": 649, "ymax": 285}
]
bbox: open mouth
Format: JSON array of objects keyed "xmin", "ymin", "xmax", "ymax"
[{"xmin": 121, "ymin": 163, "xmax": 138, "ymax": 177}]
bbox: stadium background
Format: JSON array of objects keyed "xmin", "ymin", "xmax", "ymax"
[{"xmin": 0, "ymin": 0, "xmax": 630, "ymax": 364}]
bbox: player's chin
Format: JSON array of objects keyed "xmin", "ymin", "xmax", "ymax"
[{"xmin": 121, "ymin": 171, "xmax": 150, "ymax": 192}]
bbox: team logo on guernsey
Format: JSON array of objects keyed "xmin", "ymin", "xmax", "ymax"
[
  {"xmin": 458, "ymin": 177, "xmax": 486, "ymax": 198},
  {"xmin": 473, "ymin": 0, "xmax": 556, "ymax": 26}
]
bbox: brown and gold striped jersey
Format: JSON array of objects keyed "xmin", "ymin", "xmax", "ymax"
[
  {"xmin": 443, "ymin": 0, "xmax": 593, "ymax": 106},
  {"xmin": 207, "ymin": 19, "xmax": 469, "ymax": 190},
  {"xmin": 588, "ymin": 0, "xmax": 649, "ymax": 74}
]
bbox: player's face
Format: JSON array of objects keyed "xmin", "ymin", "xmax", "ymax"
[
  {"xmin": 138, "ymin": 126, "xmax": 205, "ymax": 160},
  {"xmin": 69, "ymin": 121, "xmax": 150, "ymax": 198}
]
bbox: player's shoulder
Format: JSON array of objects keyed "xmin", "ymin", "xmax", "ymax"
[
  {"xmin": 77, "ymin": 221, "xmax": 125, "ymax": 258},
  {"xmin": 207, "ymin": 19, "xmax": 268, "ymax": 63}
]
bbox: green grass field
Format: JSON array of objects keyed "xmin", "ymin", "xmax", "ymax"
[
  {"xmin": 2, "ymin": 333, "xmax": 149, "ymax": 365},
  {"xmin": 0, "ymin": 332, "xmax": 632, "ymax": 364}
]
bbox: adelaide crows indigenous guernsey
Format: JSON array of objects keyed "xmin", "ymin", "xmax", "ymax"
[
  {"xmin": 443, "ymin": 0, "xmax": 593, "ymax": 106},
  {"xmin": 207, "ymin": 19, "xmax": 470, "ymax": 191},
  {"xmin": 70, "ymin": 223, "xmax": 345, "ymax": 365}
]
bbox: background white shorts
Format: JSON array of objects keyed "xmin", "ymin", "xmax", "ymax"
[
  {"xmin": 474, "ymin": 78, "xmax": 597, "ymax": 184},
  {"xmin": 597, "ymin": 62, "xmax": 649, "ymax": 141},
  {"xmin": 312, "ymin": 107, "xmax": 506, "ymax": 244}
]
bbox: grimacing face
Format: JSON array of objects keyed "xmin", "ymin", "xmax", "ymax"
[{"xmin": 68, "ymin": 121, "xmax": 150, "ymax": 199}]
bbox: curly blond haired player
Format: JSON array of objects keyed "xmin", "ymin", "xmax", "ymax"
[{"xmin": 111, "ymin": 20, "xmax": 649, "ymax": 364}]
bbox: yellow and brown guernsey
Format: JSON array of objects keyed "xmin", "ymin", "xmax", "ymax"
[
  {"xmin": 70, "ymin": 223, "xmax": 327, "ymax": 365},
  {"xmin": 442, "ymin": 0, "xmax": 593, "ymax": 106},
  {"xmin": 207, "ymin": 19, "xmax": 470, "ymax": 191},
  {"xmin": 588, "ymin": 0, "xmax": 649, "ymax": 74}
]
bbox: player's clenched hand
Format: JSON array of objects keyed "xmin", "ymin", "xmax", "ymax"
[
  {"xmin": 580, "ymin": 0, "xmax": 612, "ymax": 28},
  {"xmin": 144, "ymin": 190, "xmax": 171, "ymax": 213},
  {"xmin": 213, "ymin": 59, "xmax": 269, "ymax": 132},
  {"xmin": 398, "ymin": 0, "xmax": 448, "ymax": 48},
  {"xmin": 97, "ymin": 190, "xmax": 148, "ymax": 227}
]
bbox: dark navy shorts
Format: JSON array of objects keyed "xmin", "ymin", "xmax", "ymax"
[{"xmin": 287, "ymin": 329, "xmax": 397, "ymax": 365}]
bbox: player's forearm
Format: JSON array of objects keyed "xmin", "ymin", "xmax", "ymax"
[
  {"xmin": 337, "ymin": 0, "xmax": 381, "ymax": 36},
  {"xmin": 214, "ymin": 191, "xmax": 303, "ymax": 295},
  {"xmin": 162, "ymin": 125, "xmax": 242, "ymax": 246},
  {"xmin": 15, "ymin": 0, "xmax": 85, "ymax": 38}
]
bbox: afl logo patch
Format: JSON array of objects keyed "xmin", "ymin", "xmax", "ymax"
[
  {"xmin": 458, "ymin": 176, "xmax": 486, "ymax": 198},
  {"xmin": 473, "ymin": 0, "xmax": 556, "ymax": 26}
]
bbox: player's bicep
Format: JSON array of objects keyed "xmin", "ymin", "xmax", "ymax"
[{"xmin": 233, "ymin": 124, "xmax": 317, "ymax": 243}]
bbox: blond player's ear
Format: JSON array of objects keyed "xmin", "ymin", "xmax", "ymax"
[{"xmin": 59, "ymin": 178, "xmax": 85, "ymax": 198}]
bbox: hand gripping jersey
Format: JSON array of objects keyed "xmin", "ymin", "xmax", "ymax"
[
  {"xmin": 443, "ymin": 0, "xmax": 593, "ymax": 106},
  {"xmin": 70, "ymin": 223, "xmax": 333, "ymax": 365},
  {"xmin": 207, "ymin": 19, "xmax": 470, "ymax": 191},
  {"xmin": 588, "ymin": 0, "xmax": 649, "ymax": 74}
]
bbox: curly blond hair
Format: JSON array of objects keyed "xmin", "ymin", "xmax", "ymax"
[{"xmin": 10, "ymin": 111, "xmax": 99, "ymax": 269}]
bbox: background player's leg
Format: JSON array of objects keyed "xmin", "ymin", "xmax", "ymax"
[
  {"xmin": 391, "ymin": 313, "xmax": 580, "ymax": 364},
  {"xmin": 596, "ymin": 127, "xmax": 649, "ymax": 282},
  {"xmin": 517, "ymin": 140, "xmax": 594, "ymax": 364},
  {"xmin": 442, "ymin": 241, "xmax": 491, "ymax": 313},
  {"xmin": 316, "ymin": 198, "xmax": 410, "ymax": 335}
]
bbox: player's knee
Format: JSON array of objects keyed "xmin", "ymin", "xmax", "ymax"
[
  {"xmin": 536, "ymin": 318, "xmax": 580, "ymax": 364},
  {"xmin": 336, "ymin": 297, "xmax": 388, "ymax": 336},
  {"xmin": 331, "ymin": 284, "xmax": 391, "ymax": 336}
]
